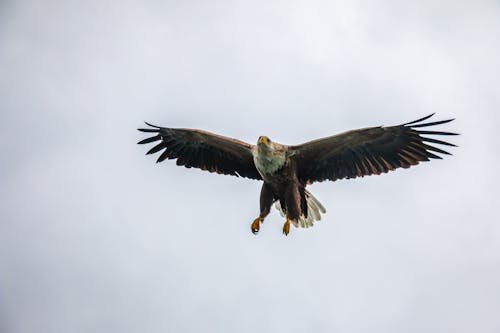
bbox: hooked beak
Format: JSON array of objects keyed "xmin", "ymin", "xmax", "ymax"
[{"xmin": 258, "ymin": 136, "xmax": 270, "ymax": 145}]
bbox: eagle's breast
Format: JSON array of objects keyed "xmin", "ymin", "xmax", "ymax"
[{"xmin": 252, "ymin": 144, "xmax": 286, "ymax": 178}]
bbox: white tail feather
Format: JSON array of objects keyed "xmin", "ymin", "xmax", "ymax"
[{"xmin": 274, "ymin": 190, "xmax": 326, "ymax": 228}]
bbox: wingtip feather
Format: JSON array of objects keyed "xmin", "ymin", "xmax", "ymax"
[
  {"xmin": 138, "ymin": 128, "xmax": 159, "ymax": 133},
  {"xmin": 403, "ymin": 113, "xmax": 435, "ymax": 126},
  {"xmin": 144, "ymin": 121, "xmax": 161, "ymax": 128},
  {"xmin": 410, "ymin": 118, "xmax": 455, "ymax": 128}
]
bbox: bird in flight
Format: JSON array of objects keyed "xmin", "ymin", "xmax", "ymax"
[{"xmin": 138, "ymin": 114, "xmax": 457, "ymax": 235}]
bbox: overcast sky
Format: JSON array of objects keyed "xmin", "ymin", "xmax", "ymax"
[{"xmin": 1, "ymin": 0, "xmax": 499, "ymax": 332}]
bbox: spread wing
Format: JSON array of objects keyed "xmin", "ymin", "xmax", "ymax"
[
  {"xmin": 138, "ymin": 123, "xmax": 262, "ymax": 180},
  {"xmin": 289, "ymin": 114, "xmax": 458, "ymax": 184}
]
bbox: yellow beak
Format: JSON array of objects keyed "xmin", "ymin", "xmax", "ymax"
[{"xmin": 258, "ymin": 136, "xmax": 269, "ymax": 144}]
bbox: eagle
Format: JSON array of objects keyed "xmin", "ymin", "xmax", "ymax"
[{"xmin": 138, "ymin": 114, "xmax": 457, "ymax": 235}]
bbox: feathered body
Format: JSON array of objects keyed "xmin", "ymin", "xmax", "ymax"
[
  {"xmin": 137, "ymin": 114, "xmax": 458, "ymax": 235},
  {"xmin": 252, "ymin": 136, "xmax": 325, "ymax": 228}
]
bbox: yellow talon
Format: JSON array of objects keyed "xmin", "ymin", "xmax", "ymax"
[
  {"xmin": 282, "ymin": 219, "xmax": 291, "ymax": 236},
  {"xmin": 251, "ymin": 217, "xmax": 263, "ymax": 234}
]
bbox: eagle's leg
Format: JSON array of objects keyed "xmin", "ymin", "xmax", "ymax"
[
  {"xmin": 251, "ymin": 183, "xmax": 274, "ymax": 235},
  {"xmin": 281, "ymin": 182, "xmax": 300, "ymax": 236},
  {"xmin": 282, "ymin": 219, "xmax": 291, "ymax": 236}
]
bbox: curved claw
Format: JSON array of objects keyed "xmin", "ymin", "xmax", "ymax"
[
  {"xmin": 251, "ymin": 217, "xmax": 263, "ymax": 235},
  {"xmin": 282, "ymin": 219, "xmax": 291, "ymax": 236}
]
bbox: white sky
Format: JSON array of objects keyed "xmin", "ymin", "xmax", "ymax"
[{"xmin": 1, "ymin": 0, "xmax": 499, "ymax": 332}]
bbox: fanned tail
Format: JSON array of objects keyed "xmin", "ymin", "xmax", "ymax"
[{"xmin": 275, "ymin": 190, "xmax": 326, "ymax": 228}]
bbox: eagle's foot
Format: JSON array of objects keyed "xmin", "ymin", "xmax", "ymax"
[
  {"xmin": 282, "ymin": 219, "xmax": 291, "ymax": 236},
  {"xmin": 251, "ymin": 217, "xmax": 264, "ymax": 235}
]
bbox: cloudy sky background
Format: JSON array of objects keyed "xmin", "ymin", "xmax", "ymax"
[{"xmin": 1, "ymin": 0, "xmax": 499, "ymax": 332}]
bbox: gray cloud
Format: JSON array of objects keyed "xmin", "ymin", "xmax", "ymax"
[{"xmin": 1, "ymin": 0, "xmax": 499, "ymax": 332}]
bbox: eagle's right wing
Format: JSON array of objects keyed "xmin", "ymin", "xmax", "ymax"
[
  {"xmin": 289, "ymin": 114, "xmax": 458, "ymax": 184},
  {"xmin": 138, "ymin": 123, "xmax": 262, "ymax": 180}
]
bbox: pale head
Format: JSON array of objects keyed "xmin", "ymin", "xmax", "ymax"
[{"xmin": 257, "ymin": 135, "xmax": 271, "ymax": 146}]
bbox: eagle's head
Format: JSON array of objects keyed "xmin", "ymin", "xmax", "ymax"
[
  {"xmin": 257, "ymin": 136, "xmax": 274, "ymax": 152},
  {"xmin": 256, "ymin": 135, "xmax": 285, "ymax": 157},
  {"xmin": 258, "ymin": 135, "xmax": 271, "ymax": 146},
  {"xmin": 253, "ymin": 135, "xmax": 286, "ymax": 174}
]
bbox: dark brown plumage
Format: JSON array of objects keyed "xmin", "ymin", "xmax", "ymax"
[
  {"xmin": 138, "ymin": 124, "xmax": 261, "ymax": 179},
  {"xmin": 138, "ymin": 114, "xmax": 458, "ymax": 235},
  {"xmin": 289, "ymin": 113, "xmax": 457, "ymax": 183}
]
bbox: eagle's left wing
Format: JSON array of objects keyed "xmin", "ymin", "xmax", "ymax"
[
  {"xmin": 138, "ymin": 123, "xmax": 262, "ymax": 180},
  {"xmin": 289, "ymin": 114, "xmax": 458, "ymax": 184}
]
